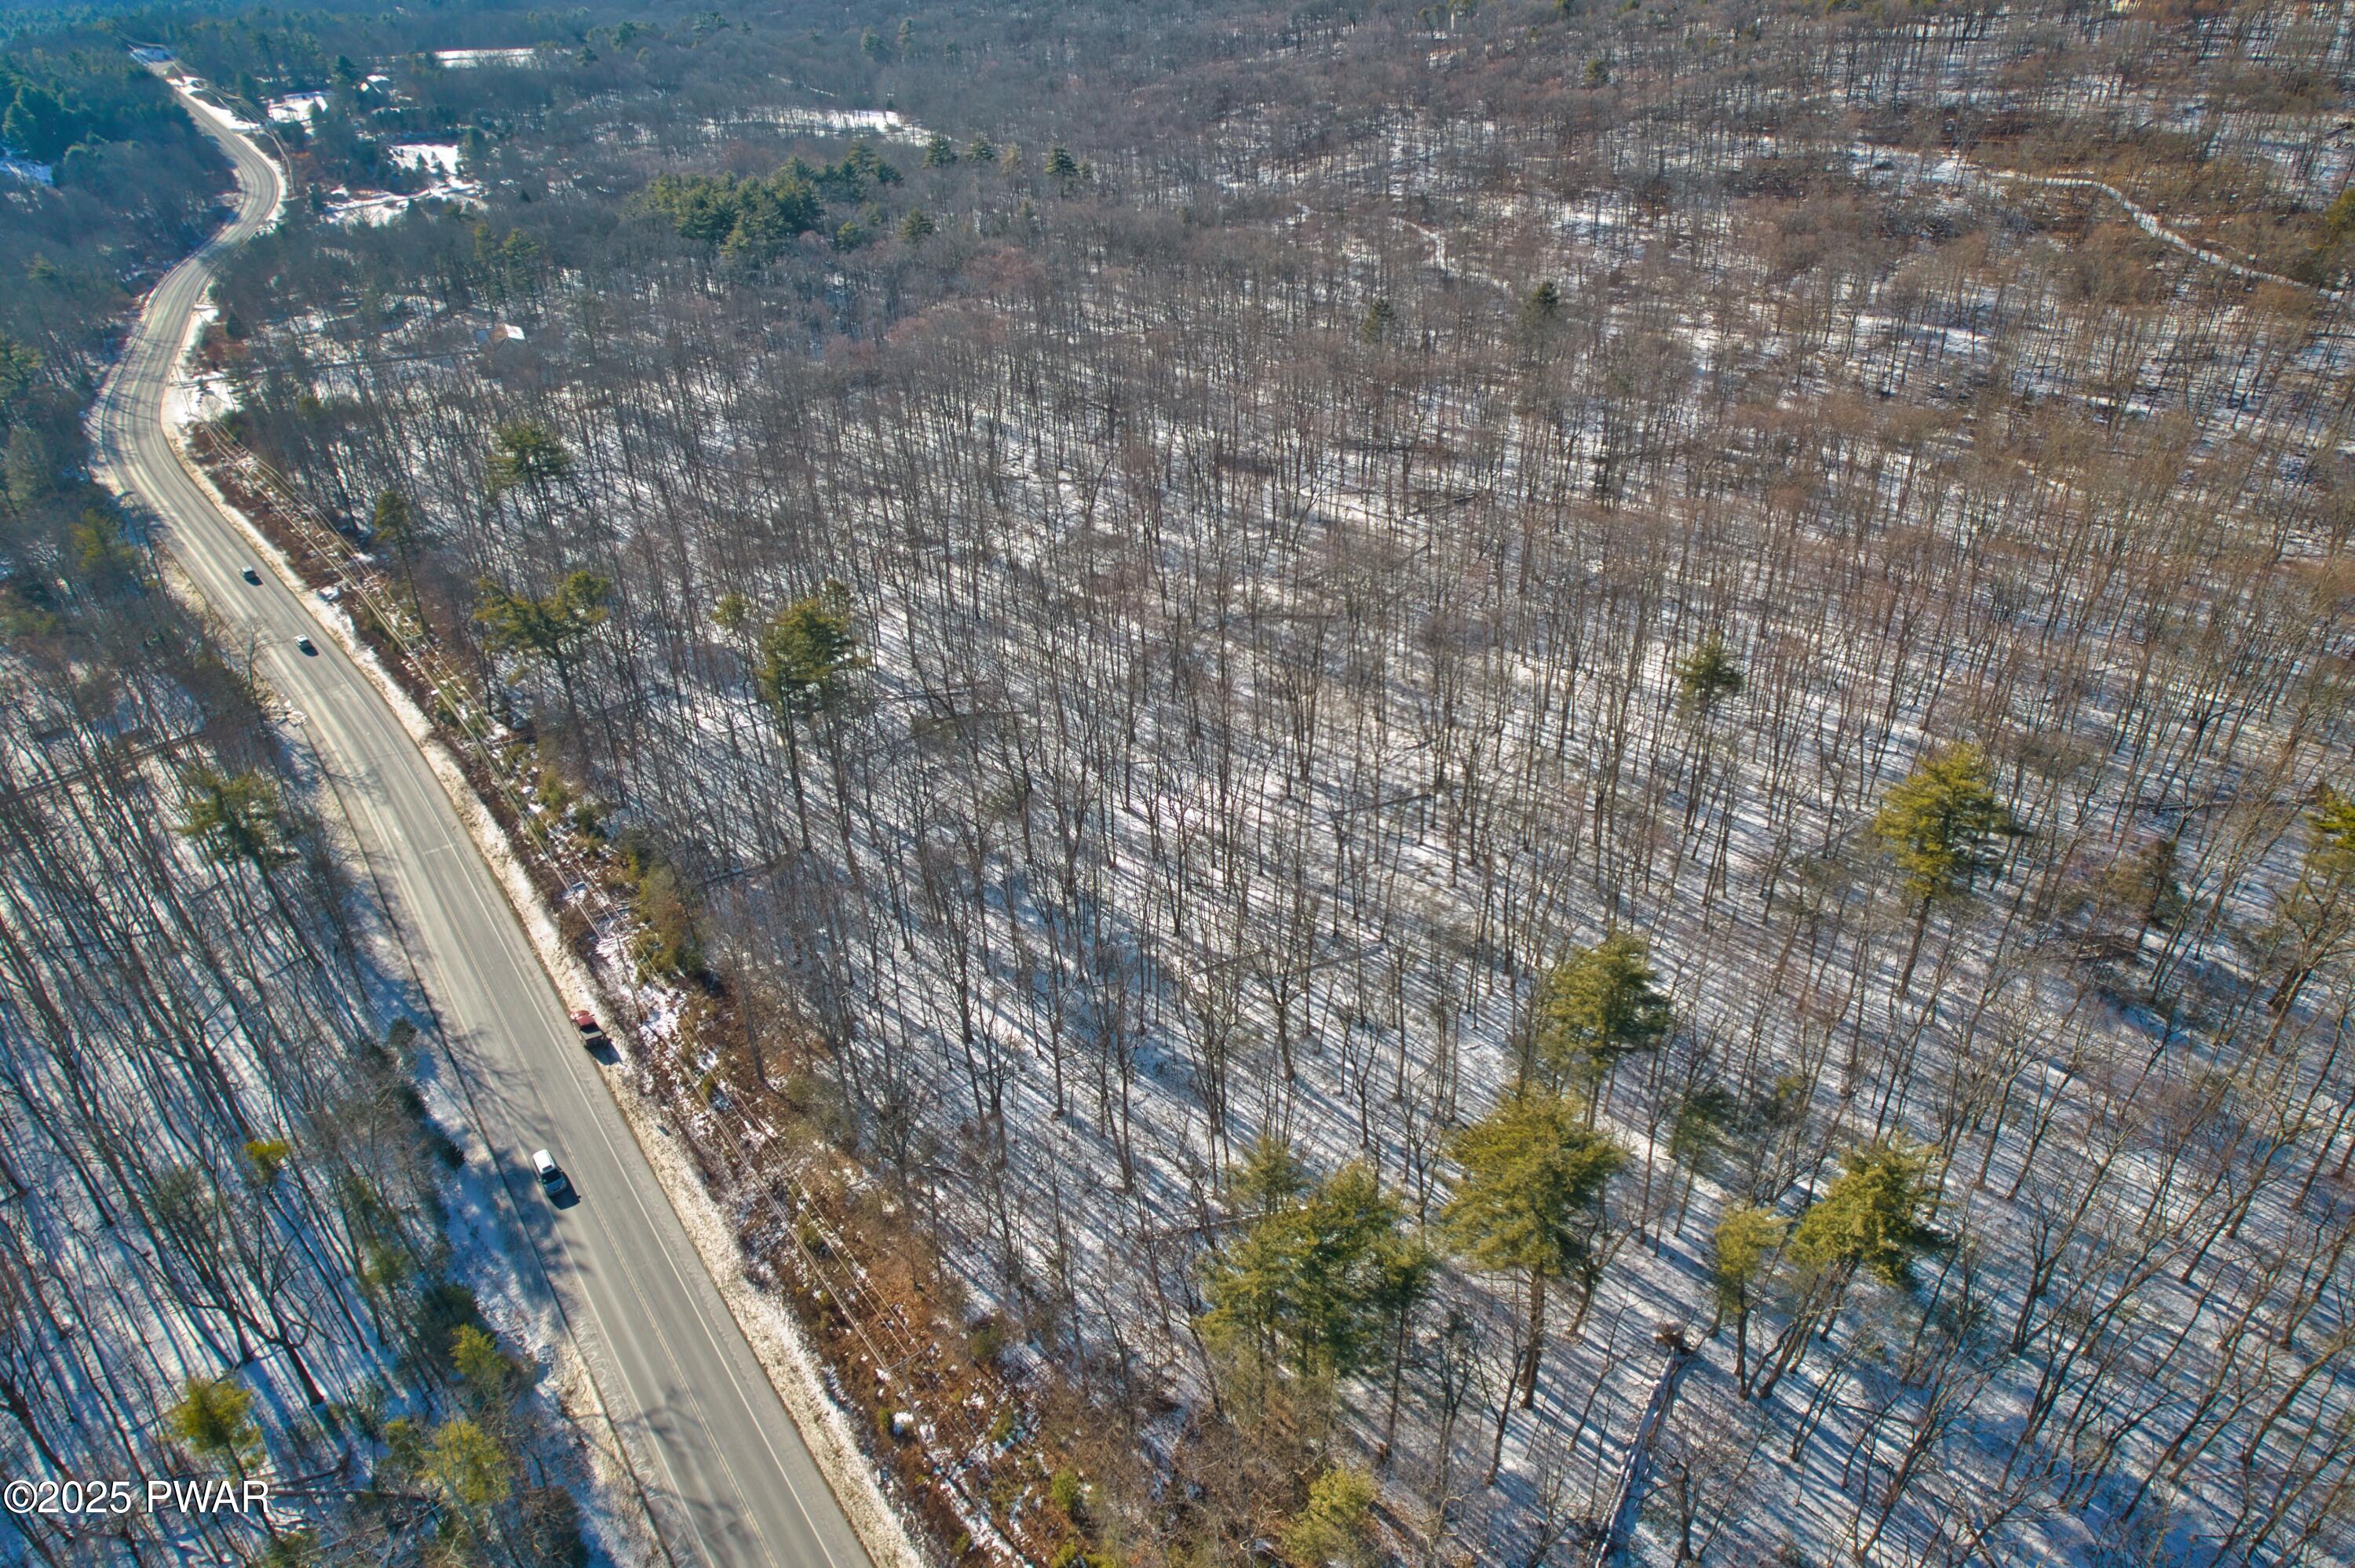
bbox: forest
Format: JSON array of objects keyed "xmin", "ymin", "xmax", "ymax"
[
  {"xmin": 0, "ymin": 20, "xmax": 606, "ymax": 1566},
  {"xmin": 13, "ymin": 0, "xmax": 2355, "ymax": 1562}
]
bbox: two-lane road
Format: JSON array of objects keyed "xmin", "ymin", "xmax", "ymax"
[{"xmin": 93, "ymin": 81, "xmax": 875, "ymax": 1568}]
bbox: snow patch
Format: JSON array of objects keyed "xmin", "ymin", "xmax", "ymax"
[
  {"xmin": 433, "ymin": 47, "xmax": 544, "ymax": 69},
  {"xmin": 0, "ymin": 151, "xmax": 53, "ymax": 185},
  {"xmin": 266, "ymin": 92, "xmax": 330, "ymax": 125},
  {"xmin": 389, "ymin": 140, "xmax": 462, "ymax": 175}
]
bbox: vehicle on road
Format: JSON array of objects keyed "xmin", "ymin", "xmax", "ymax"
[
  {"xmin": 532, "ymin": 1149, "xmax": 568, "ymax": 1197},
  {"xmin": 241, "ymin": 565, "xmax": 261, "ymax": 584},
  {"xmin": 571, "ymin": 1008, "xmax": 606, "ymax": 1045},
  {"xmin": 294, "ymin": 636, "xmax": 317, "ymax": 656}
]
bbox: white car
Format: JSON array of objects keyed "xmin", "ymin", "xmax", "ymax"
[{"xmin": 531, "ymin": 1149, "xmax": 568, "ymax": 1198}]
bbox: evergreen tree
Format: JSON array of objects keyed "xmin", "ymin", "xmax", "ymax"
[
  {"xmin": 1532, "ymin": 931, "xmax": 1673, "ymax": 1110},
  {"xmin": 1199, "ymin": 1157, "xmax": 1421, "ymax": 1384},
  {"xmin": 1871, "ymin": 742, "xmax": 2019, "ymax": 903},
  {"xmin": 1282, "ymin": 1465, "xmax": 1378, "ymax": 1566},
  {"xmin": 371, "ymin": 487, "xmax": 423, "ymax": 599},
  {"xmin": 1519, "ymin": 279, "xmax": 1562, "ymax": 333},
  {"xmin": 475, "ymin": 570, "xmax": 613, "ymax": 721},
  {"xmin": 68, "ymin": 506, "xmax": 139, "ymax": 583},
  {"xmin": 174, "ymin": 766, "xmax": 290, "ymax": 867},
  {"xmin": 422, "ymin": 1417, "xmax": 512, "ymax": 1527},
  {"xmin": 1228, "ymin": 1133, "xmax": 1309, "ymax": 1216},
  {"xmin": 0, "ymin": 333, "xmax": 38, "ymax": 428},
  {"xmin": 484, "ymin": 420, "xmax": 573, "ymax": 496},
  {"xmin": 5, "ymin": 423, "xmax": 51, "ymax": 512},
  {"xmin": 1743, "ymin": 1140, "xmax": 1941, "ymax": 1402},
  {"xmin": 758, "ymin": 581, "xmax": 861, "ymax": 720},
  {"xmin": 170, "ymin": 1377, "xmax": 258, "ymax": 1469},
  {"xmin": 1871, "ymin": 742, "xmax": 2020, "ymax": 991},
  {"xmin": 1786, "ymin": 1137, "xmax": 1941, "ymax": 1289},
  {"xmin": 758, "ymin": 581, "xmax": 863, "ymax": 843},
  {"xmin": 1674, "ymin": 633, "xmax": 1743, "ymax": 715},
  {"xmin": 3, "ymin": 86, "xmax": 70, "ymax": 163},
  {"xmin": 451, "ymin": 1324, "xmax": 519, "ymax": 1411},
  {"xmin": 1442, "ymin": 1088, "xmax": 1623, "ymax": 1406},
  {"xmin": 923, "ymin": 131, "xmax": 958, "ymax": 167},
  {"xmin": 2267, "ymin": 788, "xmax": 2355, "ymax": 1012},
  {"xmin": 1709, "ymin": 1204, "xmax": 1785, "ymax": 1390},
  {"xmin": 1044, "ymin": 144, "xmax": 1081, "ymax": 184}
]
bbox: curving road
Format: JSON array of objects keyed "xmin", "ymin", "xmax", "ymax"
[{"xmin": 93, "ymin": 76, "xmax": 874, "ymax": 1568}]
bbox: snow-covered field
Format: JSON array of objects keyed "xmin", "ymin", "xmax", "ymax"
[
  {"xmin": 433, "ymin": 47, "xmax": 543, "ymax": 70},
  {"xmin": 266, "ymin": 91, "xmax": 328, "ymax": 125},
  {"xmin": 389, "ymin": 141, "xmax": 462, "ymax": 175}
]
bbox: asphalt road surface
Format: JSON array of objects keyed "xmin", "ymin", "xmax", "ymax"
[{"xmin": 92, "ymin": 80, "xmax": 875, "ymax": 1568}]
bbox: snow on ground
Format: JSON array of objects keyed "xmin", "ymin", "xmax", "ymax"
[
  {"xmin": 266, "ymin": 92, "xmax": 329, "ymax": 125},
  {"xmin": 238, "ymin": 47, "xmax": 2355, "ymax": 1563},
  {"xmin": 319, "ymin": 175, "xmax": 486, "ymax": 226},
  {"xmin": 389, "ymin": 141, "xmax": 462, "ymax": 175},
  {"xmin": 765, "ymin": 107, "xmax": 930, "ymax": 145},
  {"xmin": 433, "ymin": 47, "xmax": 544, "ymax": 69},
  {"xmin": 169, "ymin": 78, "xmax": 263, "ymax": 134}
]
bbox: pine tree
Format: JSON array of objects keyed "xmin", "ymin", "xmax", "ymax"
[
  {"xmin": 1674, "ymin": 633, "xmax": 1743, "ymax": 715},
  {"xmin": 475, "ymin": 570, "xmax": 614, "ymax": 723},
  {"xmin": 2267, "ymin": 788, "xmax": 2355, "ymax": 1012},
  {"xmin": 923, "ymin": 132, "xmax": 958, "ymax": 167},
  {"xmin": 371, "ymin": 487, "xmax": 423, "ymax": 600},
  {"xmin": 1709, "ymin": 1204, "xmax": 1785, "ymax": 1391},
  {"xmin": 1871, "ymin": 742, "xmax": 2020, "ymax": 992},
  {"xmin": 1044, "ymin": 144, "xmax": 1081, "ymax": 184},
  {"xmin": 5, "ymin": 423, "xmax": 51, "ymax": 512},
  {"xmin": 1282, "ymin": 1465, "xmax": 1378, "ymax": 1566},
  {"xmin": 1871, "ymin": 742, "xmax": 2019, "ymax": 903},
  {"xmin": 1229, "ymin": 1133, "xmax": 1309, "ymax": 1216},
  {"xmin": 423, "ymin": 1417, "xmax": 512, "ymax": 1526},
  {"xmin": 0, "ymin": 332, "xmax": 38, "ymax": 427},
  {"xmin": 1786, "ymin": 1138, "xmax": 1941, "ymax": 1288},
  {"xmin": 1532, "ymin": 931, "xmax": 1673, "ymax": 1110},
  {"xmin": 175, "ymin": 766, "xmax": 290, "ymax": 867},
  {"xmin": 1442, "ymin": 1088, "xmax": 1624, "ymax": 1406},
  {"xmin": 757, "ymin": 581, "xmax": 861, "ymax": 720},
  {"xmin": 451, "ymin": 1325, "xmax": 519, "ymax": 1412},
  {"xmin": 1199, "ymin": 1157, "xmax": 1420, "ymax": 1384},
  {"xmin": 1748, "ymin": 1140, "xmax": 1941, "ymax": 1402},
  {"xmin": 484, "ymin": 420, "xmax": 573, "ymax": 496},
  {"xmin": 170, "ymin": 1377, "xmax": 259, "ymax": 1469},
  {"xmin": 1519, "ymin": 279, "xmax": 1562, "ymax": 334},
  {"xmin": 758, "ymin": 582, "xmax": 863, "ymax": 843}
]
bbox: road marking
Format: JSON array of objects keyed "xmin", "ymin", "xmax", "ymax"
[{"xmin": 96, "ymin": 82, "xmax": 878, "ymax": 1568}]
